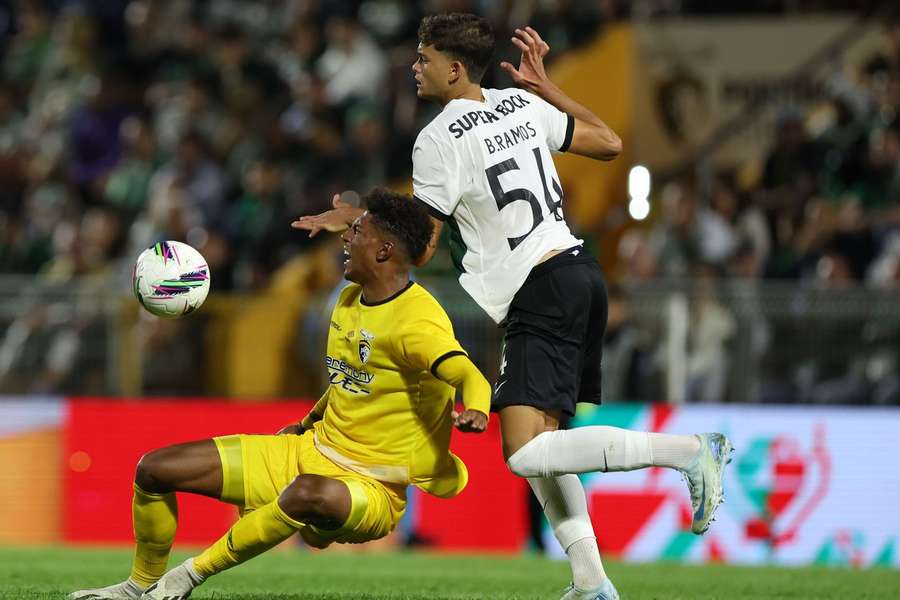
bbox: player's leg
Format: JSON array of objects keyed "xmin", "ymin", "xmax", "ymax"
[
  {"xmin": 140, "ymin": 435, "xmax": 326, "ymax": 600},
  {"xmin": 187, "ymin": 474, "xmax": 351, "ymax": 576},
  {"xmin": 145, "ymin": 433, "xmax": 403, "ymax": 600},
  {"xmin": 500, "ymin": 406, "xmax": 612, "ymax": 599},
  {"xmin": 502, "ymin": 262, "xmax": 732, "ymax": 535},
  {"xmin": 494, "ymin": 255, "xmax": 615, "ymax": 599},
  {"xmin": 68, "ymin": 440, "xmax": 223, "ymax": 600}
]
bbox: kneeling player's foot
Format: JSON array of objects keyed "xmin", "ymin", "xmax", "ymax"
[
  {"xmin": 140, "ymin": 559, "xmax": 204, "ymax": 600},
  {"xmin": 68, "ymin": 579, "xmax": 144, "ymax": 599},
  {"xmin": 560, "ymin": 578, "xmax": 619, "ymax": 600},
  {"xmin": 682, "ymin": 432, "xmax": 734, "ymax": 534}
]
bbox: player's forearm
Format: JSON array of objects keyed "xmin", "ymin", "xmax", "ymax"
[
  {"xmin": 434, "ymin": 355, "xmax": 491, "ymax": 415},
  {"xmin": 536, "ymin": 81, "xmax": 599, "ymax": 127},
  {"xmin": 535, "ymin": 81, "xmax": 622, "ymax": 160},
  {"xmin": 301, "ymin": 391, "xmax": 330, "ymax": 429}
]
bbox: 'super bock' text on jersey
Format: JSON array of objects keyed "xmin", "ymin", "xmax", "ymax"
[
  {"xmin": 314, "ymin": 281, "xmax": 469, "ymax": 498},
  {"xmin": 413, "ymin": 88, "xmax": 581, "ymax": 323}
]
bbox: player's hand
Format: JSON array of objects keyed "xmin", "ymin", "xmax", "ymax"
[
  {"xmin": 277, "ymin": 422, "xmax": 305, "ymax": 435},
  {"xmin": 452, "ymin": 409, "xmax": 488, "ymax": 433},
  {"xmin": 500, "ymin": 27, "xmax": 552, "ymax": 94},
  {"xmin": 291, "ymin": 194, "xmax": 362, "ymax": 238}
]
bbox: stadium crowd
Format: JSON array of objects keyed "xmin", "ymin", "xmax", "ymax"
[
  {"xmin": 1, "ymin": 0, "xmax": 899, "ymax": 404},
  {"xmin": 0, "ymin": 0, "xmax": 613, "ymax": 289}
]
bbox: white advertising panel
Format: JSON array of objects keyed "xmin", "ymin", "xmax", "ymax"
[{"xmin": 542, "ymin": 404, "xmax": 900, "ymax": 568}]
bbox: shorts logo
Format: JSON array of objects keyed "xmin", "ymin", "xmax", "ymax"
[{"xmin": 359, "ymin": 339, "xmax": 371, "ymax": 364}]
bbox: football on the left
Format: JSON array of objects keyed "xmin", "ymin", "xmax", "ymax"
[{"xmin": 132, "ymin": 241, "xmax": 210, "ymax": 318}]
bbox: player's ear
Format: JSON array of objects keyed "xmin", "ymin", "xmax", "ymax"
[
  {"xmin": 448, "ymin": 60, "xmax": 464, "ymax": 85},
  {"xmin": 375, "ymin": 240, "xmax": 394, "ymax": 263}
]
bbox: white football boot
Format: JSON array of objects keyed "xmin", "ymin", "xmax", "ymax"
[
  {"xmin": 68, "ymin": 579, "xmax": 144, "ymax": 599},
  {"xmin": 560, "ymin": 578, "xmax": 620, "ymax": 600},
  {"xmin": 140, "ymin": 559, "xmax": 204, "ymax": 600},
  {"xmin": 682, "ymin": 432, "xmax": 734, "ymax": 534}
]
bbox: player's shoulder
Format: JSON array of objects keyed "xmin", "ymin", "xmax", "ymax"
[
  {"xmin": 415, "ymin": 111, "xmax": 455, "ymax": 149},
  {"xmin": 484, "ymin": 87, "xmax": 544, "ymax": 108},
  {"xmin": 397, "ymin": 283, "xmax": 452, "ymax": 325}
]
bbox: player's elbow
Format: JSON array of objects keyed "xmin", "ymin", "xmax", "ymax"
[
  {"xmin": 595, "ymin": 132, "xmax": 622, "ymax": 161},
  {"xmin": 571, "ymin": 127, "xmax": 622, "ymax": 161}
]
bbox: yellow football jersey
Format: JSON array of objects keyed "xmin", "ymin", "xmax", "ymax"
[{"xmin": 312, "ymin": 281, "xmax": 470, "ymax": 499}]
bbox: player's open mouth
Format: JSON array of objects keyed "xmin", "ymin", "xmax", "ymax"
[{"xmin": 343, "ymin": 247, "xmax": 351, "ymax": 266}]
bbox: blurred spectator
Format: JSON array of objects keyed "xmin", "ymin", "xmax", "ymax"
[
  {"xmin": 601, "ymin": 284, "xmax": 655, "ymax": 402},
  {"xmin": 761, "ymin": 107, "xmax": 827, "ymax": 193},
  {"xmin": 649, "ymin": 182, "xmax": 702, "ymax": 277},
  {"xmin": 686, "ymin": 265, "xmax": 736, "ymax": 403},
  {"xmin": 102, "ymin": 115, "xmax": 161, "ymax": 214},
  {"xmin": 317, "ymin": 15, "xmax": 387, "ymax": 105},
  {"xmin": 3, "ymin": 0, "xmax": 53, "ymax": 88},
  {"xmin": 148, "ymin": 130, "xmax": 225, "ymax": 228},
  {"xmin": 225, "ymin": 155, "xmax": 295, "ymax": 289},
  {"xmin": 66, "ymin": 65, "xmax": 138, "ymax": 203}
]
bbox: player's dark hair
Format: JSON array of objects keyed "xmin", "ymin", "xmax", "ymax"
[
  {"xmin": 363, "ymin": 188, "xmax": 434, "ymax": 263},
  {"xmin": 418, "ymin": 13, "xmax": 494, "ymax": 83}
]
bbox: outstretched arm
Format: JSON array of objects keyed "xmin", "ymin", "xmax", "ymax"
[
  {"xmin": 433, "ymin": 354, "xmax": 491, "ymax": 433},
  {"xmin": 293, "ymin": 194, "xmax": 445, "ymax": 267},
  {"xmin": 501, "ymin": 26, "xmax": 622, "ymax": 161},
  {"xmin": 291, "ymin": 193, "xmax": 364, "ymax": 238}
]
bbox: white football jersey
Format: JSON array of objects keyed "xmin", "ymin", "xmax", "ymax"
[{"xmin": 413, "ymin": 87, "xmax": 582, "ymax": 323}]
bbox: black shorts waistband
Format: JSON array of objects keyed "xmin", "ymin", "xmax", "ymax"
[{"xmin": 524, "ymin": 245, "xmax": 595, "ymax": 284}]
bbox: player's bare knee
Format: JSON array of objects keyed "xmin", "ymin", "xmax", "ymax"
[
  {"xmin": 135, "ymin": 449, "xmax": 170, "ymax": 493},
  {"xmin": 278, "ymin": 475, "xmax": 341, "ymax": 524},
  {"xmin": 500, "ymin": 427, "xmax": 540, "ymax": 463}
]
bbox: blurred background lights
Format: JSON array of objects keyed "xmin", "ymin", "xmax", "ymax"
[{"xmin": 628, "ymin": 165, "xmax": 651, "ymax": 221}]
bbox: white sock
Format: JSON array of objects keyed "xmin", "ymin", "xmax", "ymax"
[
  {"xmin": 184, "ymin": 558, "xmax": 205, "ymax": 584},
  {"xmin": 528, "ymin": 475, "xmax": 605, "ymax": 590},
  {"xmin": 648, "ymin": 432, "xmax": 700, "ymax": 470},
  {"xmin": 508, "ymin": 426, "xmax": 699, "ymax": 478},
  {"xmin": 567, "ymin": 537, "xmax": 605, "ymax": 591}
]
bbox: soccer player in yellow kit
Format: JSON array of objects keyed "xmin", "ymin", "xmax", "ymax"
[{"xmin": 68, "ymin": 189, "xmax": 491, "ymax": 600}]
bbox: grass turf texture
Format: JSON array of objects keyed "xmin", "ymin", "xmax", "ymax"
[{"xmin": 0, "ymin": 546, "xmax": 896, "ymax": 599}]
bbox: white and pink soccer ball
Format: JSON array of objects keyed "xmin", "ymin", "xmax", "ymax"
[{"xmin": 132, "ymin": 241, "xmax": 210, "ymax": 318}]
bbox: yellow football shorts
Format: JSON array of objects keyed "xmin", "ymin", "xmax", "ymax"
[{"xmin": 213, "ymin": 432, "xmax": 406, "ymax": 545}]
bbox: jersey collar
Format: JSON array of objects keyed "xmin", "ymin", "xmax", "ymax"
[{"xmin": 359, "ymin": 280, "xmax": 415, "ymax": 307}]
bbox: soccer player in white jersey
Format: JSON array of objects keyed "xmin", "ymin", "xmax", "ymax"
[{"xmin": 295, "ymin": 14, "xmax": 733, "ymax": 600}]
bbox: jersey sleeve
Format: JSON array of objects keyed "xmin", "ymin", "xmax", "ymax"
[
  {"xmin": 393, "ymin": 307, "xmax": 467, "ymax": 375},
  {"xmin": 412, "ymin": 132, "xmax": 462, "ymax": 220},
  {"xmin": 527, "ymin": 91, "xmax": 575, "ymax": 154}
]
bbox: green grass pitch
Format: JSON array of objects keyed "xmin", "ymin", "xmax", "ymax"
[{"xmin": 0, "ymin": 546, "xmax": 896, "ymax": 599}]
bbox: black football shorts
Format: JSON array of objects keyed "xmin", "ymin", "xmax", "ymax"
[{"xmin": 492, "ymin": 247, "xmax": 608, "ymax": 417}]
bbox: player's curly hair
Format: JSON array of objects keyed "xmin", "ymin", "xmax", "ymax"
[
  {"xmin": 418, "ymin": 13, "xmax": 494, "ymax": 83},
  {"xmin": 364, "ymin": 188, "xmax": 434, "ymax": 263}
]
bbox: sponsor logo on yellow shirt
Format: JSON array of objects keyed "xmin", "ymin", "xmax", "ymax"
[{"xmin": 325, "ymin": 355, "xmax": 374, "ymax": 394}]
